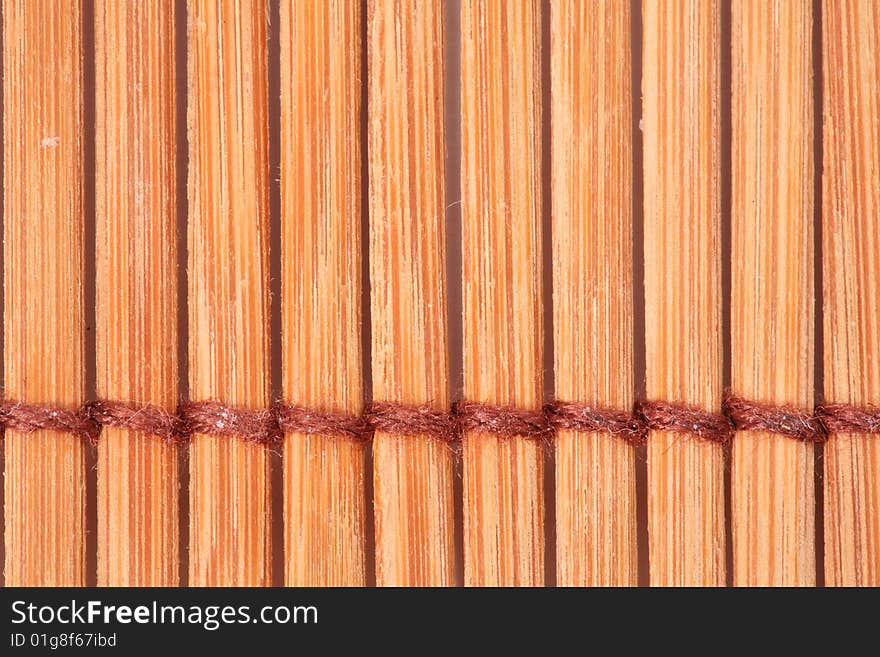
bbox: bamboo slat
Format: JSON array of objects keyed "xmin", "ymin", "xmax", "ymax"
[
  {"xmin": 187, "ymin": 0, "xmax": 272, "ymax": 586},
  {"xmin": 461, "ymin": 0, "xmax": 544, "ymax": 587},
  {"xmin": 730, "ymin": 0, "xmax": 815, "ymax": 587},
  {"xmin": 367, "ymin": 0, "xmax": 455, "ymax": 587},
  {"xmin": 642, "ymin": 0, "xmax": 725, "ymax": 586},
  {"xmin": 281, "ymin": 0, "xmax": 366, "ymax": 587},
  {"xmin": 2, "ymin": 0, "xmax": 86, "ymax": 587},
  {"xmin": 822, "ymin": 0, "xmax": 880, "ymax": 587},
  {"xmin": 95, "ymin": 0, "xmax": 180, "ymax": 587},
  {"xmin": 550, "ymin": 0, "xmax": 636, "ymax": 586}
]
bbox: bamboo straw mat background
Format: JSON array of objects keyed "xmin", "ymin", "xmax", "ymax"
[{"xmin": 0, "ymin": 0, "xmax": 878, "ymax": 587}]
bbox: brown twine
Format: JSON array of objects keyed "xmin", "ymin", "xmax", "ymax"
[
  {"xmin": 545, "ymin": 400, "xmax": 646, "ymax": 444},
  {"xmin": 364, "ymin": 401, "xmax": 458, "ymax": 442},
  {"xmin": 816, "ymin": 402, "xmax": 880, "ymax": 435},
  {"xmin": 88, "ymin": 400, "xmax": 188, "ymax": 443},
  {"xmin": 179, "ymin": 400, "xmax": 280, "ymax": 444},
  {"xmin": 0, "ymin": 400, "xmax": 100, "ymax": 445},
  {"xmin": 636, "ymin": 399, "xmax": 734, "ymax": 443},
  {"xmin": 276, "ymin": 404, "xmax": 367, "ymax": 441},
  {"xmin": 454, "ymin": 400, "xmax": 551, "ymax": 440},
  {"xmin": 724, "ymin": 392, "xmax": 826, "ymax": 443},
  {"xmin": 0, "ymin": 395, "xmax": 878, "ymax": 445}
]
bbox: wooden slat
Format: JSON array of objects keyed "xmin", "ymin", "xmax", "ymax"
[
  {"xmin": 822, "ymin": 0, "xmax": 880, "ymax": 587},
  {"xmin": 730, "ymin": 0, "xmax": 815, "ymax": 587},
  {"xmin": 95, "ymin": 0, "xmax": 180, "ymax": 587},
  {"xmin": 550, "ymin": 0, "xmax": 636, "ymax": 586},
  {"xmin": 367, "ymin": 0, "xmax": 455, "ymax": 586},
  {"xmin": 642, "ymin": 0, "xmax": 725, "ymax": 586},
  {"xmin": 2, "ymin": 0, "xmax": 86, "ymax": 587},
  {"xmin": 187, "ymin": 0, "xmax": 271, "ymax": 586},
  {"xmin": 281, "ymin": 0, "xmax": 366, "ymax": 587},
  {"xmin": 461, "ymin": 0, "xmax": 544, "ymax": 587}
]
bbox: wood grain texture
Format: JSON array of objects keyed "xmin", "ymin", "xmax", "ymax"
[
  {"xmin": 367, "ymin": 0, "xmax": 455, "ymax": 586},
  {"xmin": 642, "ymin": 0, "xmax": 725, "ymax": 586},
  {"xmin": 461, "ymin": 0, "xmax": 544, "ymax": 587},
  {"xmin": 730, "ymin": 0, "xmax": 815, "ymax": 587},
  {"xmin": 187, "ymin": 0, "xmax": 271, "ymax": 586},
  {"xmin": 822, "ymin": 0, "xmax": 880, "ymax": 587},
  {"xmin": 2, "ymin": 0, "xmax": 86, "ymax": 586},
  {"xmin": 281, "ymin": 0, "xmax": 366, "ymax": 587},
  {"xmin": 95, "ymin": 0, "xmax": 180, "ymax": 587},
  {"xmin": 550, "ymin": 0, "xmax": 636, "ymax": 587}
]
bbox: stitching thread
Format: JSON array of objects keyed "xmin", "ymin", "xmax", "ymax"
[
  {"xmin": 815, "ymin": 402, "xmax": 880, "ymax": 435},
  {"xmin": 546, "ymin": 400, "xmax": 646, "ymax": 445},
  {"xmin": 179, "ymin": 401, "xmax": 279, "ymax": 444},
  {"xmin": 277, "ymin": 404, "xmax": 367, "ymax": 441},
  {"xmin": 0, "ymin": 400, "xmax": 100, "ymax": 444},
  {"xmin": 455, "ymin": 400, "xmax": 552, "ymax": 440},
  {"xmin": 725, "ymin": 392, "xmax": 825, "ymax": 443},
  {"xmin": 364, "ymin": 401, "xmax": 458, "ymax": 441},
  {"xmin": 637, "ymin": 400, "xmax": 734, "ymax": 443},
  {"xmin": 90, "ymin": 400, "xmax": 188, "ymax": 444},
  {"xmin": 1, "ymin": 393, "xmax": 878, "ymax": 445}
]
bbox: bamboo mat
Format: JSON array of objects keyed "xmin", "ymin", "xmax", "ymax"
[{"xmin": 1, "ymin": 0, "xmax": 878, "ymax": 587}]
